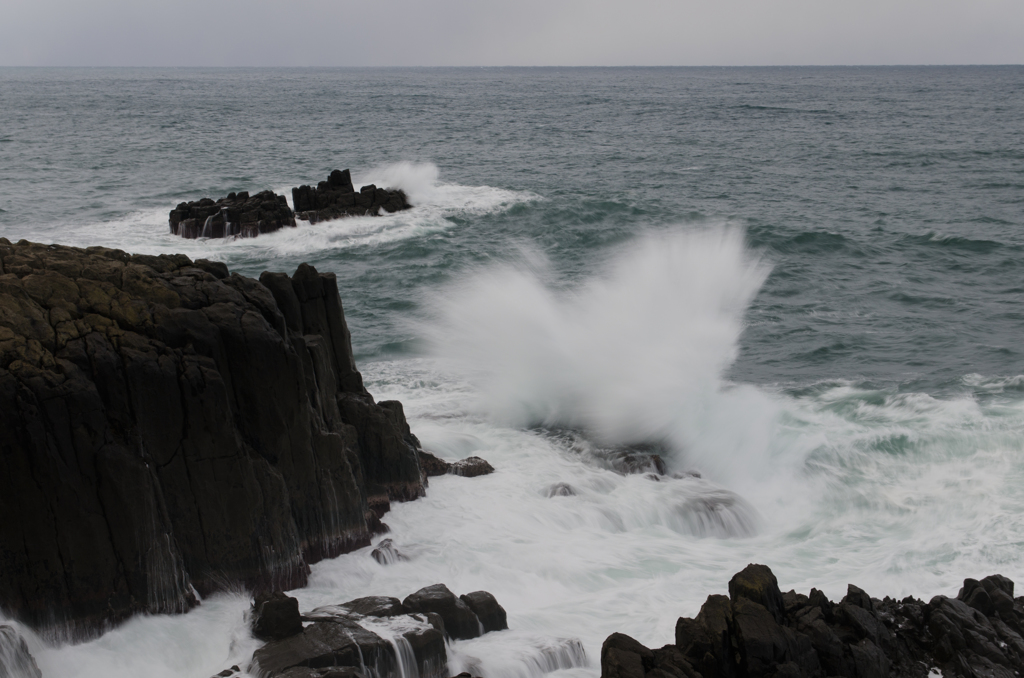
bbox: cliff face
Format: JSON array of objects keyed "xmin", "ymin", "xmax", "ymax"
[{"xmin": 0, "ymin": 239, "xmax": 425, "ymax": 637}]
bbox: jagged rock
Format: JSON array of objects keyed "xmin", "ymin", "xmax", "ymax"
[
  {"xmin": 459, "ymin": 591, "xmax": 508, "ymax": 633},
  {"xmin": 253, "ymin": 591, "xmax": 303, "ymax": 641},
  {"xmin": 170, "ymin": 190, "xmax": 296, "ymax": 239},
  {"xmin": 0, "ymin": 625, "xmax": 42, "ymax": 678},
  {"xmin": 402, "ymin": 584, "xmax": 482, "ymax": 640},
  {"xmin": 604, "ymin": 563, "xmax": 1024, "ymax": 678},
  {"xmin": 0, "ymin": 240, "xmax": 426, "ymax": 637},
  {"xmin": 417, "ymin": 450, "xmax": 450, "ymax": 477},
  {"xmin": 371, "ymin": 539, "xmax": 407, "ymax": 565},
  {"xmin": 448, "ymin": 456, "xmax": 494, "ymax": 478},
  {"xmin": 602, "ymin": 633, "xmax": 654, "ymax": 678},
  {"xmin": 292, "ymin": 170, "xmax": 411, "ymax": 224}
]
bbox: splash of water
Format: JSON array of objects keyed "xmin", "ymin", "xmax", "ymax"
[{"xmin": 424, "ymin": 227, "xmax": 773, "ymax": 480}]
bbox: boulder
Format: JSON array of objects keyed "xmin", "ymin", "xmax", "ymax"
[
  {"xmin": 0, "ymin": 240, "xmax": 426, "ymax": 637},
  {"xmin": 170, "ymin": 190, "xmax": 296, "ymax": 239},
  {"xmin": 253, "ymin": 591, "xmax": 303, "ymax": 641},
  {"xmin": 459, "ymin": 591, "xmax": 508, "ymax": 632},
  {"xmin": 448, "ymin": 456, "xmax": 495, "ymax": 478},
  {"xmin": 292, "ymin": 170, "xmax": 411, "ymax": 224},
  {"xmin": 402, "ymin": 584, "xmax": 482, "ymax": 640}
]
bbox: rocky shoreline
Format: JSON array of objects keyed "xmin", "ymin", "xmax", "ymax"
[
  {"xmin": 3, "ymin": 238, "xmax": 1023, "ymax": 678},
  {"xmin": 601, "ymin": 564, "xmax": 1024, "ymax": 678}
]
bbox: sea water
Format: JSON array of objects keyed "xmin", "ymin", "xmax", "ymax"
[{"xmin": 1, "ymin": 66, "xmax": 1023, "ymax": 678}]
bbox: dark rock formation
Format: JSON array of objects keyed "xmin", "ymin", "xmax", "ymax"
[
  {"xmin": 371, "ymin": 539, "xmax": 407, "ymax": 565},
  {"xmin": 448, "ymin": 456, "xmax": 495, "ymax": 478},
  {"xmin": 0, "ymin": 239, "xmax": 425, "ymax": 637},
  {"xmin": 600, "ymin": 563, "xmax": 1024, "ymax": 678},
  {"xmin": 170, "ymin": 190, "xmax": 296, "ymax": 239},
  {"xmin": 402, "ymin": 584, "xmax": 483, "ymax": 641},
  {"xmin": 414, "ymin": 450, "xmax": 495, "ymax": 479},
  {"xmin": 417, "ymin": 450, "xmax": 450, "ymax": 478},
  {"xmin": 459, "ymin": 591, "xmax": 508, "ymax": 633},
  {"xmin": 251, "ymin": 586, "xmax": 507, "ymax": 678},
  {"xmin": 253, "ymin": 592, "xmax": 304, "ymax": 641},
  {"xmin": 0, "ymin": 625, "xmax": 42, "ymax": 678},
  {"xmin": 292, "ymin": 170, "xmax": 411, "ymax": 224}
]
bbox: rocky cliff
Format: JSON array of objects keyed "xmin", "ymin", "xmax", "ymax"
[{"xmin": 0, "ymin": 239, "xmax": 426, "ymax": 638}]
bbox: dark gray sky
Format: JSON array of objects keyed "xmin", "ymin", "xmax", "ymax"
[{"xmin": 3, "ymin": 0, "xmax": 1022, "ymax": 66}]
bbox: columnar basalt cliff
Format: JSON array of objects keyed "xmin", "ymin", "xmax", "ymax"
[
  {"xmin": 601, "ymin": 564, "xmax": 1024, "ymax": 678},
  {"xmin": 170, "ymin": 190, "xmax": 296, "ymax": 239},
  {"xmin": 0, "ymin": 238, "xmax": 425, "ymax": 637},
  {"xmin": 292, "ymin": 170, "xmax": 410, "ymax": 224}
]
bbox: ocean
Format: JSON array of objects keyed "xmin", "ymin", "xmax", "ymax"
[{"xmin": 1, "ymin": 66, "xmax": 1023, "ymax": 678}]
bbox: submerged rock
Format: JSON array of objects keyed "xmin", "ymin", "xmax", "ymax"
[
  {"xmin": 545, "ymin": 482, "xmax": 576, "ymax": 497},
  {"xmin": 293, "ymin": 170, "xmax": 411, "ymax": 224},
  {"xmin": 0, "ymin": 240, "xmax": 426, "ymax": 637},
  {"xmin": 371, "ymin": 539, "xmax": 408, "ymax": 565},
  {"xmin": 601, "ymin": 563, "xmax": 1024, "ymax": 678}
]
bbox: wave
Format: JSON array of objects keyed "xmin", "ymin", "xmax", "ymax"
[{"xmin": 421, "ymin": 226, "xmax": 780, "ymax": 483}]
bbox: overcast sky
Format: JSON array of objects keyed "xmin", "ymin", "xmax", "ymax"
[{"xmin": 2, "ymin": 0, "xmax": 1022, "ymax": 67}]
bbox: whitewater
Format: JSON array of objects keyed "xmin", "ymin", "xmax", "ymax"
[{"xmin": 1, "ymin": 65, "xmax": 1023, "ymax": 678}]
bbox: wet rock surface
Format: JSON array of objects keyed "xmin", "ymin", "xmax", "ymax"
[
  {"xmin": 403, "ymin": 584, "xmax": 484, "ymax": 641},
  {"xmin": 448, "ymin": 456, "xmax": 495, "ymax": 478},
  {"xmin": 251, "ymin": 587, "xmax": 507, "ymax": 678},
  {"xmin": 254, "ymin": 592, "xmax": 304, "ymax": 641},
  {"xmin": 170, "ymin": 190, "xmax": 296, "ymax": 239},
  {"xmin": 415, "ymin": 450, "xmax": 495, "ymax": 479},
  {"xmin": 600, "ymin": 563, "xmax": 1024, "ymax": 678},
  {"xmin": 293, "ymin": 170, "xmax": 411, "ymax": 224},
  {"xmin": 0, "ymin": 239, "xmax": 426, "ymax": 636},
  {"xmin": 459, "ymin": 591, "xmax": 509, "ymax": 633},
  {"xmin": 168, "ymin": 170, "xmax": 410, "ymax": 240},
  {"xmin": 0, "ymin": 625, "xmax": 42, "ymax": 678}
]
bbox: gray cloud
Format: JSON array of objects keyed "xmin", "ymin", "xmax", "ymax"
[{"xmin": 2, "ymin": 0, "xmax": 1022, "ymax": 66}]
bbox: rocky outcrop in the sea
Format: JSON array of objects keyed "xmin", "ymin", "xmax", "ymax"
[
  {"xmin": 292, "ymin": 170, "xmax": 411, "ymax": 224},
  {"xmin": 170, "ymin": 190, "xmax": 296, "ymax": 239},
  {"xmin": 601, "ymin": 563, "xmax": 1024, "ymax": 678},
  {"xmin": 168, "ymin": 170, "xmax": 411, "ymax": 239},
  {"xmin": 417, "ymin": 450, "xmax": 495, "ymax": 479},
  {"xmin": 0, "ymin": 238, "xmax": 426, "ymax": 637},
  {"xmin": 249, "ymin": 586, "xmax": 508, "ymax": 678}
]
